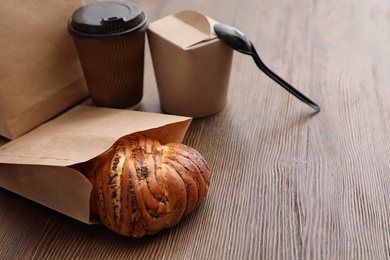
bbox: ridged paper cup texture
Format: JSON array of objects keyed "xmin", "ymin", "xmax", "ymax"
[{"xmin": 68, "ymin": 1, "xmax": 148, "ymax": 109}]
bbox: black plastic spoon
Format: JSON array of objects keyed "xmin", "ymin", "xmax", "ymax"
[{"xmin": 214, "ymin": 23, "xmax": 320, "ymax": 112}]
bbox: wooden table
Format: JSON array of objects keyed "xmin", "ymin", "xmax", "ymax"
[{"xmin": 1, "ymin": 0, "xmax": 390, "ymax": 259}]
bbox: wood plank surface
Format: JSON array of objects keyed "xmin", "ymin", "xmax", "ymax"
[{"xmin": 1, "ymin": 0, "xmax": 390, "ymax": 259}]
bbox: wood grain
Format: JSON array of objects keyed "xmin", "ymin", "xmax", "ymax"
[{"xmin": 1, "ymin": 0, "xmax": 390, "ymax": 259}]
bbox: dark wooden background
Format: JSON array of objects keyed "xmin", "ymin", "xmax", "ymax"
[{"xmin": 1, "ymin": 0, "xmax": 390, "ymax": 259}]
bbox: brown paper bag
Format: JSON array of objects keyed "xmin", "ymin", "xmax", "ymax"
[
  {"xmin": 0, "ymin": 0, "xmax": 89, "ymax": 140},
  {"xmin": 0, "ymin": 105, "xmax": 192, "ymax": 223}
]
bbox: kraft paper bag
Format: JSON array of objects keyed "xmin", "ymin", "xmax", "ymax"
[
  {"xmin": 0, "ymin": 0, "xmax": 89, "ymax": 140},
  {"xmin": 0, "ymin": 105, "xmax": 192, "ymax": 224}
]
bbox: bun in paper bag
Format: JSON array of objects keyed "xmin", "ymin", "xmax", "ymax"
[{"xmin": 72, "ymin": 133, "xmax": 210, "ymax": 237}]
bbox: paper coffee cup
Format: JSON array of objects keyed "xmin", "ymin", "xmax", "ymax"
[{"xmin": 68, "ymin": 1, "xmax": 148, "ymax": 109}]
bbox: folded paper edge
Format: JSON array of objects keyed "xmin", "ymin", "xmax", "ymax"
[
  {"xmin": 0, "ymin": 106, "xmax": 192, "ymax": 167},
  {"xmin": 173, "ymin": 10, "xmax": 211, "ymax": 36},
  {"xmin": 149, "ymin": 10, "xmax": 218, "ymax": 50},
  {"xmin": 174, "ymin": 10, "xmax": 219, "ymax": 49}
]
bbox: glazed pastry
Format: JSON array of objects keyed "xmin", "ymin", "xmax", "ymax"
[{"xmin": 72, "ymin": 133, "xmax": 211, "ymax": 237}]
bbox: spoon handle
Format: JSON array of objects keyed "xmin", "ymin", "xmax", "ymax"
[{"xmin": 251, "ymin": 47, "xmax": 320, "ymax": 112}]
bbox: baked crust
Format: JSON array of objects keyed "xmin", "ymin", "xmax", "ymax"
[{"xmin": 73, "ymin": 133, "xmax": 211, "ymax": 237}]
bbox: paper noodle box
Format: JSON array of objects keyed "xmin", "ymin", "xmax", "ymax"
[{"xmin": 147, "ymin": 10, "xmax": 234, "ymax": 118}]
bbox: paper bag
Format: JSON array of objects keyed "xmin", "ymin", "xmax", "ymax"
[
  {"xmin": 0, "ymin": 105, "xmax": 192, "ymax": 224},
  {"xmin": 0, "ymin": 0, "xmax": 89, "ymax": 140}
]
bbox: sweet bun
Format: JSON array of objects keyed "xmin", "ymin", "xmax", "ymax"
[{"xmin": 72, "ymin": 133, "xmax": 211, "ymax": 237}]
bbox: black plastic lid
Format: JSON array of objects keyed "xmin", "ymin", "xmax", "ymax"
[{"xmin": 68, "ymin": 1, "xmax": 148, "ymax": 41}]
